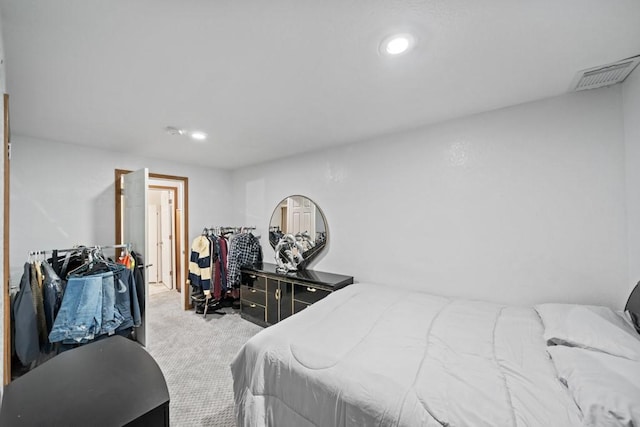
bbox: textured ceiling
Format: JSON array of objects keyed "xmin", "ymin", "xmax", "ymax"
[{"xmin": 1, "ymin": 0, "xmax": 639, "ymax": 169}]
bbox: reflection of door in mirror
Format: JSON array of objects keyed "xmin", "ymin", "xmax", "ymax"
[
  {"xmin": 287, "ymin": 196, "xmax": 316, "ymax": 239},
  {"xmin": 280, "ymin": 205, "xmax": 287, "ymax": 232}
]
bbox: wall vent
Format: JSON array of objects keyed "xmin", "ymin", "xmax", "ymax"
[{"xmin": 570, "ymin": 55, "xmax": 640, "ymax": 91}]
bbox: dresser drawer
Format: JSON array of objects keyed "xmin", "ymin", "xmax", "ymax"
[
  {"xmin": 241, "ymin": 300, "xmax": 265, "ymax": 322},
  {"xmin": 241, "ymin": 273, "xmax": 266, "ymax": 291},
  {"xmin": 293, "ymin": 300, "xmax": 310, "ymax": 314},
  {"xmin": 294, "ymin": 284, "xmax": 330, "ymax": 305},
  {"xmin": 240, "ymin": 285, "xmax": 266, "ymax": 305}
]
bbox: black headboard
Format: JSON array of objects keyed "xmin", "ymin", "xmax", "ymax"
[{"xmin": 625, "ymin": 281, "xmax": 640, "ymax": 333}]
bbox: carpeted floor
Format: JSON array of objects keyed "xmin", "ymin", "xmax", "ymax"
[{"xmin": 146, "ymin": 289, "xmax": 263, "ymax": 426}]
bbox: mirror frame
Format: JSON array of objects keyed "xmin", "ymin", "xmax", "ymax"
[{"xmin": 268, "ymin": 195, "xmax": 328, "ymax": 270}]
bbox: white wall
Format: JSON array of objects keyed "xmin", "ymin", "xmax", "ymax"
[
  {"xmin": 232, "ymin": 87, "xmax": 628, "ymax": 308},
  {"xmin": 9, "ymin": 136, "xmax": 233, "ymax": 287},
  {"xmin": 0, "ymin": 11, "xmax": 6, "ymax": 395},
  {"xmin": 623, "ymin": 68, "xmax": 640, "ymax": 293}
]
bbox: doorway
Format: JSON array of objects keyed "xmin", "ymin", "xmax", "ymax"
[
  {"xmin": 115, "ymin": 170, "xmax": 190, "ymax": 311},
  {"xmin": 148, "ymin": 186, "xmax": 176, "ymax": 296}
]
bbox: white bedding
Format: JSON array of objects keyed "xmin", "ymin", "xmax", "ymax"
[
  {"xmin": 231, "ymin": 283, "xmax": 582, "ymax": 427},
  {"xmin": 548, "ymin": 346, "xmax": 640, "ymax": 427}
]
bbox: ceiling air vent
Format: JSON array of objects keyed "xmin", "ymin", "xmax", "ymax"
[{"xmin": 570, "ymin": 55, "xmax": 640, "ymax": 91}]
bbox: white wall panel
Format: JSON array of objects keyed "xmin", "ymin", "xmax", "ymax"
[
  {"xmin": 0, "ymin": 11, "xmax": 7, "ymax": 395},
  {"xmin": 232, "ymin": 87, "xmax": 628, "ymax": 308},
  {"xmin": 9, "ymin": 137, "xmax": 233, "ymax": 288},
  {"xmin": 623, "ymin": 68, "xmax": 640, "ymax": 293}
]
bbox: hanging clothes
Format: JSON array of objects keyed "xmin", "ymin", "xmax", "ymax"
[
  {"xmin": 189, "ymin": 235, "xmax": 213, "ymax": 296},
  {"xmin": 130, "ymin": 251, "xmax": 146, "ymax": 316},
  {"xmin": 41, "ymin": 261, "xmax": 64, "ymax": 352},
  {"xmin": 227, "ymin": 232, "xmax": 263, "ymax": 288},
  {"xmin": 12, "ymin": 245, "xmax": 141, "ymax": 372},
  {"xmin": 113, "ymin": 267, "xmax": 142, "ymax": 331},
  {"xmin": 29, "ymin": 263, "xmax": 48, "ymax": 347},
  {"xmin": 190, "ymin": 233, "xmax": 225, "ymax": 300},
  {"xmin": 13, "ymin": 263, "xmax": 40, "ymax": 366},
  {"xmin": 49, "ymin": 261, "xmax": 128, "ymax": 344},
  {"xmin": 214, "ymin": 236, "xmax": 228, "ymax": 297}
]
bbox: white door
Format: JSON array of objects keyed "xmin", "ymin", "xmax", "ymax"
[
  {"xmin": 160, "ymin": 191, "xmax": 173, "ymax": 288},
  {"xmin": 148, "ymin": 204, "xmax": 159, "ymax": 284},
  {"xmin": 123, "ymin": 168, "xmax": 149, "ymax": 347},
  {"xmin": 288, "ymin": 196, "xmax": 315, "ymax": 236}
]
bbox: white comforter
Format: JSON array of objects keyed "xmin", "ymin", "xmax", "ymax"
[{"xmin": 231, "ymin": 283, "xmax": 582, "ymax": 427}]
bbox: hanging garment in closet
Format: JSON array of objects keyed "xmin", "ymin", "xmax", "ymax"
[
  {"xmin": 41, "ymin": 262, "xmax": 63, "ymax": 332},
  {"xmin": 227, "ymin": 233, "xmax": 263, "ymax": 288},
  {"xmin": 13, "ymin": 263, "xmax": 40, "ymax": 366},
  {"xmin": 113, "ymin": 267, "xmax": 142, "ymax": 330},
  {"xmin": 29, "ymin": 263, "xmax": 48, "ymax": 347},
  {"xmin": 49, "ymin": 268, "xmax": 127, "ymax": 344},
  {"xmin": 41, "ymin": 261, "xmax": 64, "ymax": 352},
  {"xmin": 213, "ymin": 236, "xmax": 228, "ymax": 298},
  {"xmin": 131, "ymin": 251, "xmax": 146, "ymax": 316},
  {"xmin": 189, "ymin": 235, "xmax": 213, "ymax": 294}
]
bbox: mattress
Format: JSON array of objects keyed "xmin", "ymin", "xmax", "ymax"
[{"xmin": 231, "ymin": 283, "xmax": 582, "ymax": 426}]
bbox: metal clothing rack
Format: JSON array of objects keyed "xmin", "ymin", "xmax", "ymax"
[
  {"xmin": 196, "ymin": 227, "xmax": 256, "ymax": 319},
  {"xmin": 201, "ymin": 226, "xmax": 257, "ymax": 237},
  {"xmin": 28, "ymin": 244, "xmax": 132, "ymax": 257}
]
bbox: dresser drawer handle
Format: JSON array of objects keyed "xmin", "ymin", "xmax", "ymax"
[
  {"xmin": 306, "ymin": 287, "xmax": 317, "ymax": 292},
  {"xmin": 249, "ymin": 303, "xmax": 256, "ymax": 308},
  {"xmin": 250, "ymin": 289, "xmax": 257, "ymax": 293},
  {"xmin": 249, "ymin": 275, "xmax": 257, "ymax": 279}
]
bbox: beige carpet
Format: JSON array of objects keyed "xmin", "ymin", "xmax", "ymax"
[
  {"xmin": 146, "ymin": 290, "xmax": 263, "ymax": 426},
  {"xmin": 149, "ymin": 281, "xmax": 173, "ymax": 296}
]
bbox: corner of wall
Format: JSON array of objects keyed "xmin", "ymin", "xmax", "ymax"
[{"xmin": 622, "ymin": 68, "xmax": 640, "ymax": 293}]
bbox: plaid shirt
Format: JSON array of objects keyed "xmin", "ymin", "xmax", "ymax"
[{"xmin": 227, "ymin": 233, "xmax": 262, "ymax": 287}]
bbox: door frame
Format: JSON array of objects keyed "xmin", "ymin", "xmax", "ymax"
[
  {"xmin": 115, "ymin": 169, "xmax": 190, "ymax": 310},
  {"xmin": 149, "ymin": 185, "xmax": 178, "ymax": 290},
  {"xmin": 3, "ymin": 94, "xmax": 10, "ymax": 385}
]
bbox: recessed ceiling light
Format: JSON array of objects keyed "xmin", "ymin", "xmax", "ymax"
[
  {"xmin": 190, "ymin": 131, "xmax": 207, "ymax": 141},
  {"xmin": 380, "ymin": 33, "xmax": 415, "ymax": 56}
]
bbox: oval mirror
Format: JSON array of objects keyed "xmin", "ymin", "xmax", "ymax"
[{"xmin": 268, "ymin": 195, "xmax": 328, "ymax": 270}]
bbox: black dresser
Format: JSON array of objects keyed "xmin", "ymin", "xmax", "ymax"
[{"xmin": 240, "ymin": 263, "xmax": 354, "ymax": 327}]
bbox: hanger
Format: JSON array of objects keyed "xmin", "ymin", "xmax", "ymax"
[{"xmin": 66, "ymin": 247, "xmax": 121, "ymax": 278}]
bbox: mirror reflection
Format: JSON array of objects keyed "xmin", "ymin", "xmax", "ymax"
[{"xmin": 269, "ymin": 195, "xmax": 328, "ymax": 270}]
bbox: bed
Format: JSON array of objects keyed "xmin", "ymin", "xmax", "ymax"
[{"xmin": 231, "ymin": 282, "xmax": 640, "ymax": 426}]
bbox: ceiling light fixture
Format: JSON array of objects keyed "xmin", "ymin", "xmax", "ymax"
[
  {"xmin": 380, "ymin": 33, "xmax": 415, "ymax": 56},
  {"xmin": 190, "ymin": 131, "xmax": 207, "ymax": 141},
  {"xmin": 165, "ymin": 126, "xmax": 185, "ymax": 136}
]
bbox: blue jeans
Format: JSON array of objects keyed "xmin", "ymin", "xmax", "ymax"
[
  {"xmin": 99, "ymin": 273, "xmax": 124, "ymax": 336},
  {"xmin": 49, "ymin": 275, "xmax": 103, "ymax": 343},
  {"xmin": 114, "ymin": 268, "xmax": 141, "ymax": 330},
  {"xmin": 49, "ymin": 272, "xmax": 125, "ymax": 344}
]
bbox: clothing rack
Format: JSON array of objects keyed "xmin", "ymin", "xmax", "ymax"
[
  {"xmin": 28, "ymin": 244, "xmax": 132, "ymax": 257},
  {"xmin": 201, "ymin": 226, "xmax": 256, "ymax": 236},
  {"xmin": 194, "ymin": 228, "xmax": 256, "ymax": 318}
]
